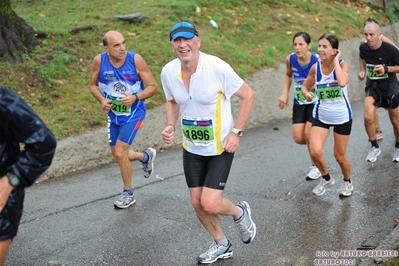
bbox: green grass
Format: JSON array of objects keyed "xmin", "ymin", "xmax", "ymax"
[
  {"xmin": 386, "ymin": 1, "xmax": 399, "ymax": 23},
  {"xmin": 382, "ymin": 242, "xmax": 399, "ymax": 265},
  {"xmin": 0, "ymin": 0, "xmax": 394, "ymax": 139}
]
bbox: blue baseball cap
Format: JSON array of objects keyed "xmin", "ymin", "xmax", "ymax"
[{"xmin": 169, "ymin": 21, "xmax": 199, "ymax": 41}]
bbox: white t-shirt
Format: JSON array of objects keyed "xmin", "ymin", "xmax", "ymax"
[{"xmin": 161, "ymin": 52, "xmax": 244, "ymax": 156}]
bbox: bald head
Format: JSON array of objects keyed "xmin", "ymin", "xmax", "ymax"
[
  {"xmin": 364, "ymin": 21, "xmax": 381, "ymax": 34},
  {"xmin": 101, "ymin": 30, "xmax": 127, "ymax": 62},
  {"xmin": 364, "ymin": 22, "xmax": 382, "ymax": 49},
  {"xmin": 103, "ymin": 30, "xmax": 123, "ymax": 47}
]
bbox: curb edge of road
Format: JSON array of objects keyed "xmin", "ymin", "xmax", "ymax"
[{"xmin": 359, "ymin": 225, "xmax": 399, "ymax": 265}]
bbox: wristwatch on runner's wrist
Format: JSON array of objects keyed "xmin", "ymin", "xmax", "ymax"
[
  {"xmin": 6, "ymin": 172, "xmax": 20, "ymax": 187},
  {"xmin": 232, "ymin": 128, "xmax": 243, "ymax": 137}
]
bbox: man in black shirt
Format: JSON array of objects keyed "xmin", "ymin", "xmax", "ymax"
[
  {"xmin": 0, "ymin": 86, "xmax": 56, "ymax": 265},
  {"xmin": 358, "ymin": 21, "xmax": 399, "ymax": 163}
]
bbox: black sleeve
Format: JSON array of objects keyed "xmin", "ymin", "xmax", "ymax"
[
  {"xmin": 359, "ymin": 43, "xmax": 367, "ymax": 60},
  {"xmin": 389, "ymin": 45, "xmax": 399, "ymax": 66},
  {"xmin": 2, "ymin": 88, "xmax": 57, "ymax": 187}
]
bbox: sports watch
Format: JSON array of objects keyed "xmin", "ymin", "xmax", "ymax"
[
  {"xmin": 232, "ymin": 128, "xmax": 243, "ymax": 137},
  {"xmin": 6, "ymin": 172, "xmax": 20, "ymax": 187}
]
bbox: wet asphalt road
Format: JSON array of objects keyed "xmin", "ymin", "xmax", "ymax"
[{"xmin": 5, "ymin": 100, "xmax": 399, "ymax": 266}]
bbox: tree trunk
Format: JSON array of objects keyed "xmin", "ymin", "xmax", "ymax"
[{"xmin": 0, "ymin": 0, "xmax": 39, "ymax": 61}]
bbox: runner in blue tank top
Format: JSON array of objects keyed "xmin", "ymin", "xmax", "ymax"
[
  {"xmin": 90, "ymin": 30, "xmax": 158, "ymax": 209},
  {"xmin": 279, "ymin": 32, "xmax": 321, "ymax": 180}
]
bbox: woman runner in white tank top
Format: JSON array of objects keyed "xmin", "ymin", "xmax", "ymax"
[{"xmin": 301, "ymin": 33, "xmax": 353, "ymax": 197}]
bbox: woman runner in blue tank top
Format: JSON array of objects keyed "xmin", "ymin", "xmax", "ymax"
[{"xmin": 279, "ymin": 32, "xmax": 321, "ymax": 180}]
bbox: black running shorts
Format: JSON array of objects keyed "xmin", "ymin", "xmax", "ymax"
[
  {"xmin": 183, "ymin": 149, "xmax": 234, "ymax": 190},
  {"xmin": 312, "ymin": 119, "xmax": 352, "ymax": 136},
  {"xmin": 292, "ymin": 103, "xmax": 314, "ymax": 124},
  {"xmin": 366, "ymin": 81, "xmax": 399, "ymax": 109}
]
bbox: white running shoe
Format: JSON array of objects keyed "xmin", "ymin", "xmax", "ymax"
[
  {"xmin": 235, "ymin": 201, "xmax": 256, "ymax": 244},
  {"xmin": 197, "ymin": 241, "xmax": 233, "ymax": 264},
  {"xmin": 312, "ymin": 177, "xmax": 335, "ymax": 196},
  {"xmin": 306, "ymin": 166, "xmax": 321, "ymax": 180},
  {"xmin": 142, "ymin": 148, "xmax": 156, "ymax": 178},
  {"xmin": 339, "ymin": 181, "xmax": 354, "ymax": 197},
  {"xmin": 114, "ymin": 192, "xmax": 136, "ymax": 209},
  {"xmin": 376, "ymin": 131, "xmax": 383, "ymax": 141},
  {"xmin": 366, "ymin": 146, "xmax": 381, "ymax": 162},
  {"xmin": 393, "ymin": 148, "xmax": 399, "ymax": 163}
]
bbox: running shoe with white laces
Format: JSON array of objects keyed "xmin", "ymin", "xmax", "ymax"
[
  {"xmin": 114, "ymin": 192, "xmax": 136, "ymax": 209},
  {"xmin": 197, "ymin": 241, "xmax": 233, "ymax": 264},
  {"xmin": 366, "ymin": 146, "xmax": 381, "ymax": 162},
  {"xmin": 339, "ymin": 181, "xmax": 354, "ymax": 197},
  {"xmin": 235, "ymin": 201, "xmax": 256, "ymax": 244},
  {"xmin": 392, "ymin": 148, "xmax": 399, "ymax": 162},
  {"xmin": 376, "ymin": 131, "xmax": 383, "ymax": 141},
  {"xmin": 142, "ymin": 148, "xmax": 156, "ymax": 178},
  {"xmin": 312, "ymin": 177, "xmax": 335, "ymax": 196},
  {"xmin": 306, "ymin": 165, "xmax": 322, "ymax": 180}
]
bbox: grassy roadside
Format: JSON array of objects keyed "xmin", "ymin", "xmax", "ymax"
[
  {"xmin": 0, "ymin": 0, "xmax": 396, "ymax": 140},
  {"xmin": 383, "ymin": 242, "xmax": 399, "ymax": 265}
]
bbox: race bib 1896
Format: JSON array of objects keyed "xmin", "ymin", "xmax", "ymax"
[{"xmin": 181, "ymin": 117, "xmax": 215, "ymax": 146}]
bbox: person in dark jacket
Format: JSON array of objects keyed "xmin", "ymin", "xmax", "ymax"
[{"xmin": 0, "ymin": 86, "xmax": 57, "ymax": 265}]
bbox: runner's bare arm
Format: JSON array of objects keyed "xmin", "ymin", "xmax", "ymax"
[
  {"xmin": 89, "ymin": 54, "xmax": 111, "ymax": 112},
  {"xmin": 134, "ymin": 53, "xmax": 158, "ymax": 100}
]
